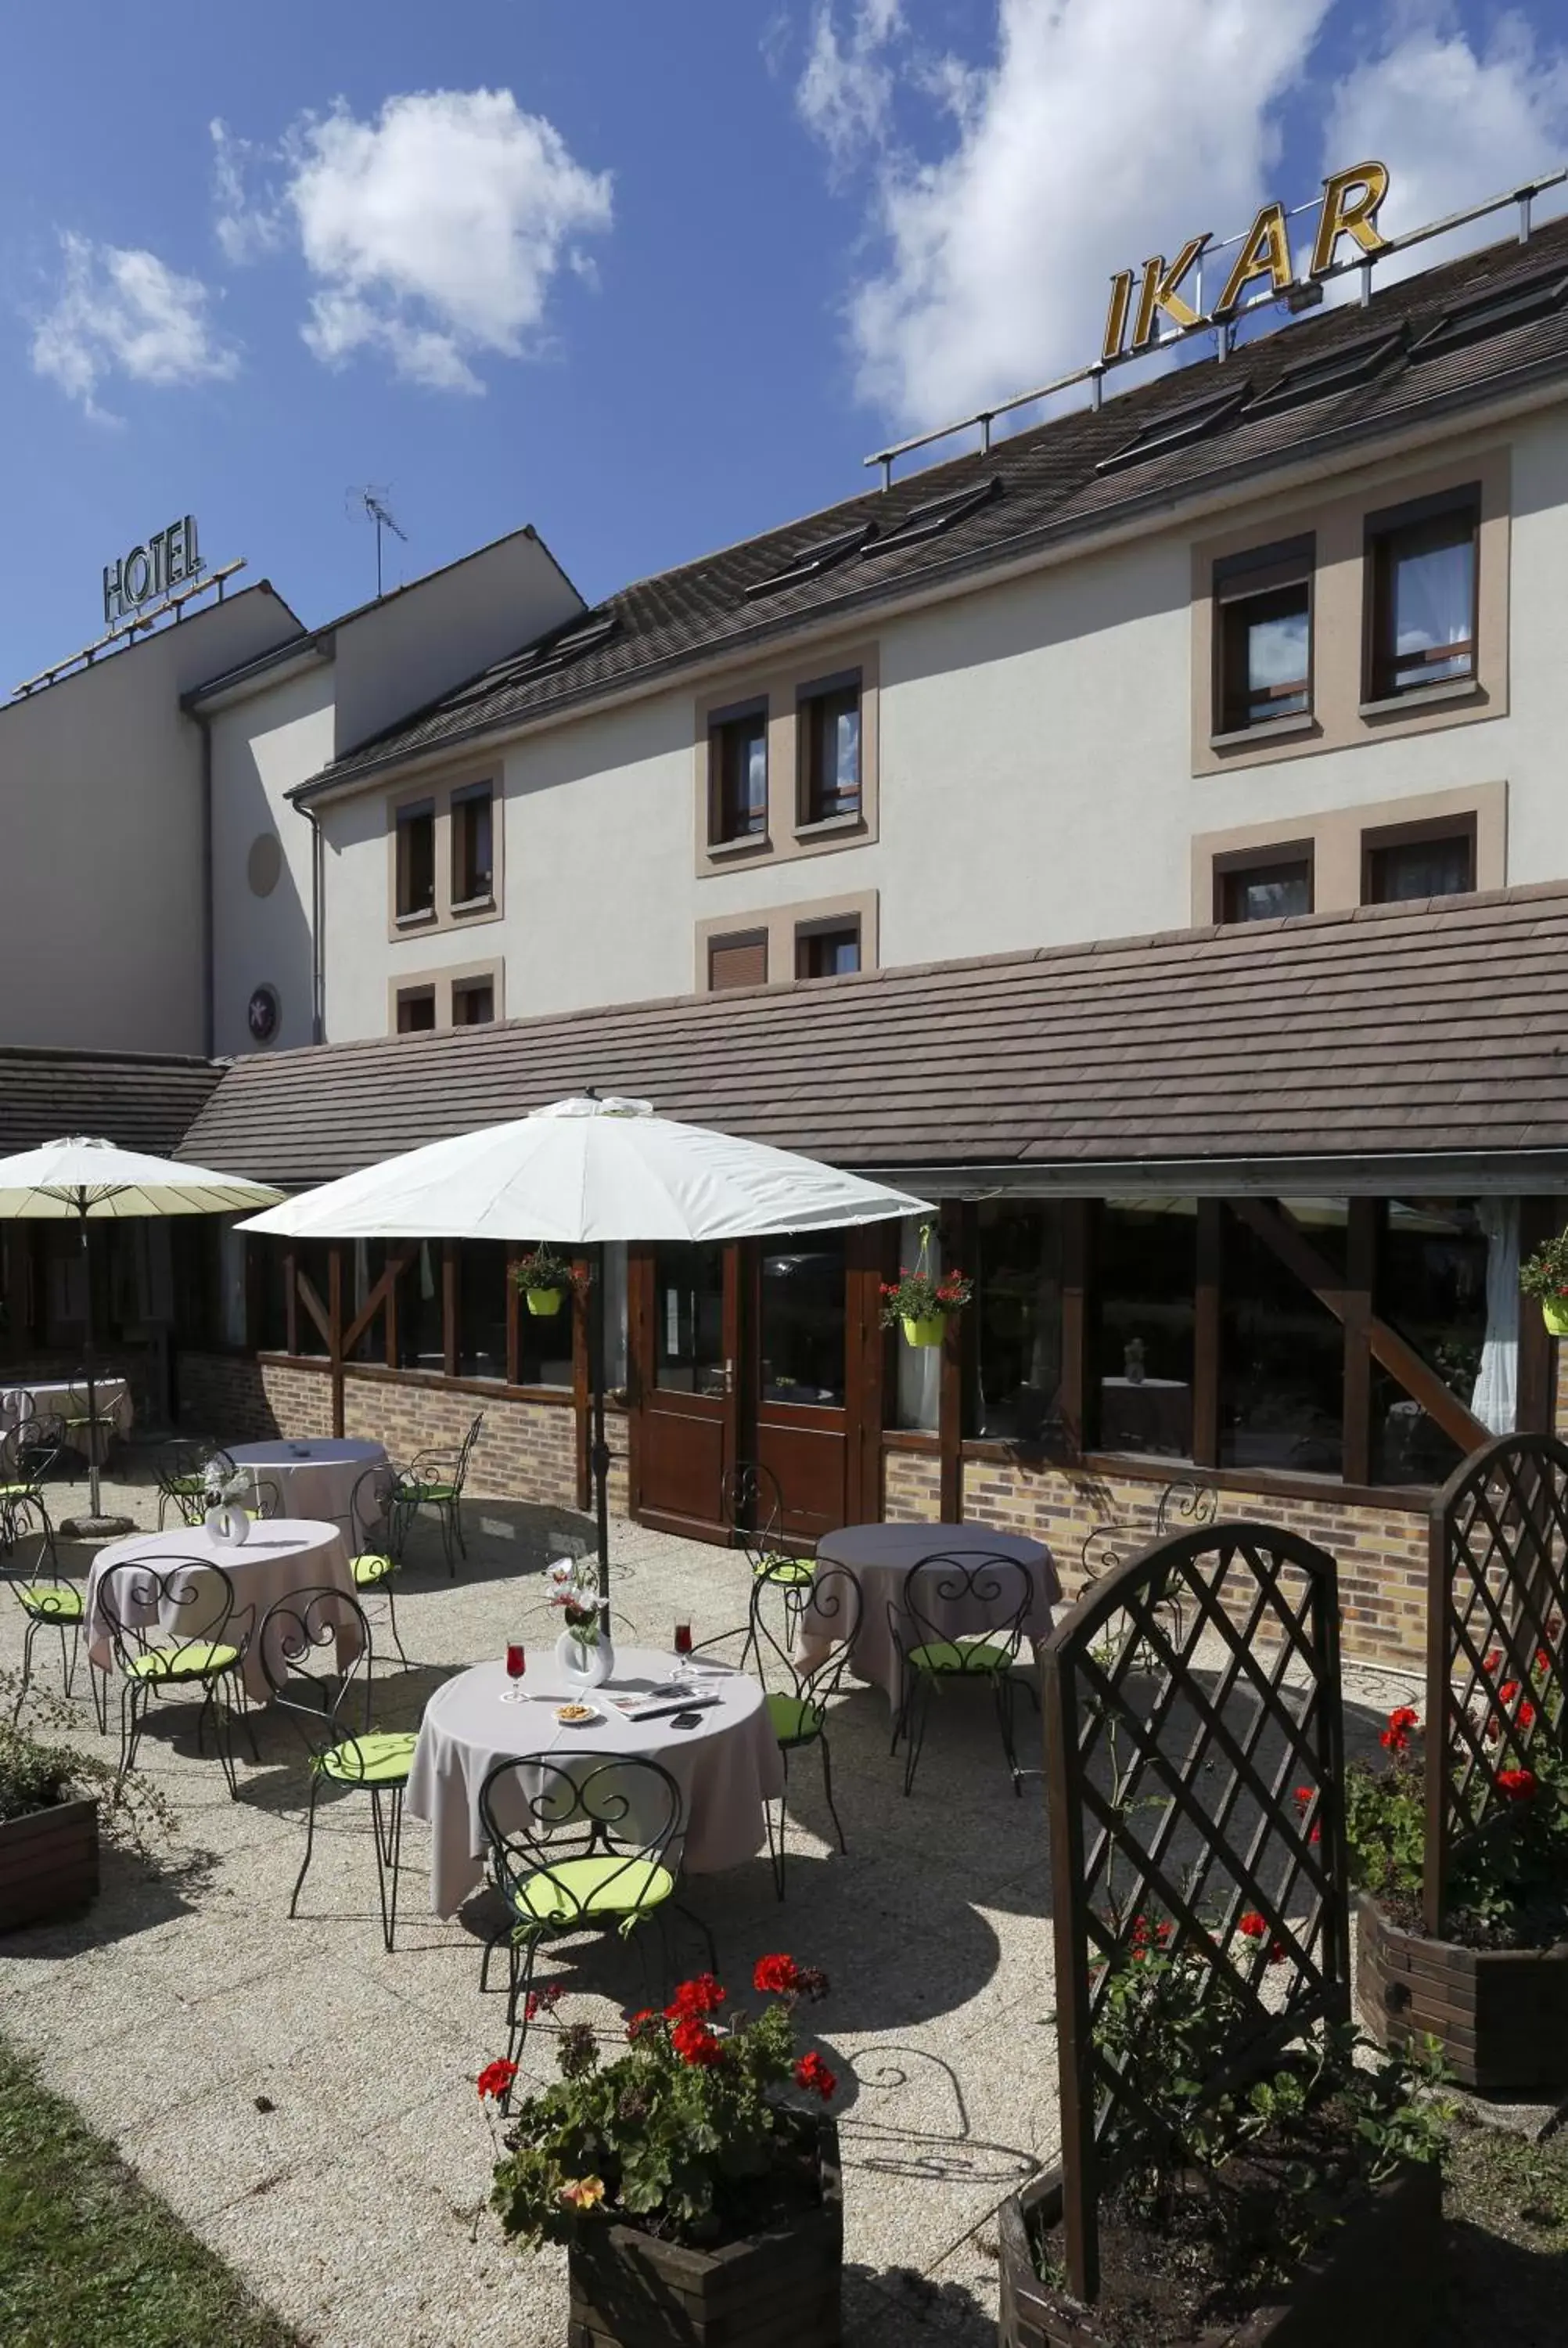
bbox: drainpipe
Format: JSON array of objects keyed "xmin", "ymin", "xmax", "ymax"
[
  {"xmin": 304, "ymin": 803, "xmax": 325, "ymax": 1043},
  {"xmin": 196, "ymin": 710, "xmax": 215, "ymax": 1059}
]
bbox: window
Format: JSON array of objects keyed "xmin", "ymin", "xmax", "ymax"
[
  {"xmin": 254, "ymin": 1239, "xmax": 289, "ymax": 1353},
  {"xmin": 1245, "ymin": 328, "xmax": 1405, "ymax": 419},
  {"xmin": 293, "ymin": 1241, "xmax": 332, "ymax": 1359},
  {"xmin": 760, "ymin": 1236, "xmax": 846, "ymax": 1407},
  {"xmin": 451, "ymin": 978, "xmax": 495, "ymax": 1025},
  {"xmin": 396, "ymin": 986, "xmax": 437, "ymax": 1034},
  {"xmin": 1363, "ymin": 819, "xmax": 1476, "ymax": 904},
  {"xmin": 1374, "ymin": 1199, "xmax": 1491, "ymax": 1485},
  {"xmin": 1412, "ymin": 268, "xmax": 1568, "ymax": 362},
  {"xmin": 1216, "ymin": 852, "xmax": 1313, "ymax": 925},
  {"xmin": 708, "ymin": 931, "xmax": 768, "ymax": 992},
  {"xmin": 1214, "ymin": 539, "xmax": 1312, "ymax": 732},
  {"xmin": 799, "ymin": 678, "xmax": 861, "ymax": 823},
  {"xmin": 653, "ymin": 1244, "xmax": 725, "ymax": 1395},
  {"xmin": 1092, "ymin": 1200, "xmax": 1196, "ymax": 1458},
  {"xmin": 710, "ymin": 706, "xmax": 768, "ymax": 842},
  {"xmin": 746, "ymin": 524, "xmax": 874, "ymax": 600},
  {"xmin": 1098, "ymin": 387, "xmax": 1248, "ymax": 476},
  {"xmin": 1366, "ymin": 493, "xmax": 1478, "ymax": 699},
  {"xmin": 394, "ymin": 800, "xmax": 436, "ymax": 920},
  {"xmin": 458, "ymin": 1240, "xmax": 508, "ymax": 1379},
  {"xmin": 969, "ymin": 1202, "xmax": 1063, "ymax": 1441},
  {"xmin": 860, "ymin": 476, "xmax": 1002, "ymax": 555},
  {"xmin": 796, "ymin": 921, "xmax": 860, "ymax": 980},
  {"xmin": 451, "ymin": 785, "xmax": 494, "ymax": 908},
  {"xmin": 1220, "ymin": 1201, "xmax": 1345, "ymax": 1476},
  {"xmin": 347, "ymin": 1240, "xmax": 388, "ymax": 1365},
  {"xmin": 397, "ymin": 1241, "xmax": 444, "ymax": 1370}
]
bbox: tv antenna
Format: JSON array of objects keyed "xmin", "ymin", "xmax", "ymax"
[{"xmin": 346, "ymin": 484, "xmax": 408, "ymax": 598}]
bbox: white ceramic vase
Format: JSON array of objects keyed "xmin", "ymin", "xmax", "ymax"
[
  {"xmin": 205, "ymin": 1501, "xmax": 251, "ymax": 1549},
  {"xmin": 556, "ymin": 1615, "xmax": 615, "ymax": 1691}
]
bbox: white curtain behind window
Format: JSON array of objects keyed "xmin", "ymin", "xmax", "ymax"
[{"xmin": 1471, "ymin": 1197, "xmax": 1518, "ymax": 1435}]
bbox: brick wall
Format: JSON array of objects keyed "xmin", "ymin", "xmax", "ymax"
[
  {"xmin": 883, "ymin": 1448, "xmax": 941, "ymax": 1521},
  {"xmin": 179, "ymin": 1352, "xmax": 334, "ymax": 1441}
]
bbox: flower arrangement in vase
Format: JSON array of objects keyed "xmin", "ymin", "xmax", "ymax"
[
  {"xmin": 546, "ymin": 1555, "xmax": 614, "ymax": 1689},
  {"xmin": 202, "ymin": 1462, "xmax": 253, "ymax": 1548},
  {"xmin": 879, "ymin": 1222, "xmax": 972, "ymax": 1349}
]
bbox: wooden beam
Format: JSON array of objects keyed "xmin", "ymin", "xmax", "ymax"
[
  {"xmin": 1192, "ymin": 1201, "xmax": 1221, "ymax": 1468},
  {"xmin": 505, "ymin": 1242, "xmax": 521, "ymax": 1388},
  {"xmin": 1231, "ymin": 1196, "xmax": 1490, "ymax": 1457},
  {"xmin": 1343, "ymin": 1200, "xmax": 1376, "ymax": 1486},
  {"xmin": 295, "ymin": 1263, "xmax": 329, "ymax": 1349},
  {"xmin": 328, "ymin": 1244, "xmax": 344, "ymax": 1437},
  {"xmin": 938, "ymin": 1200, "xmax": 966, "ymax": 1519},
  {"xmin": 1059, "ymin": 1200, "xmax": 1089, "ymax": 1457},
  {"xmin": 340, "ymin": 1245, "xmax": 415, "ymax": 1361},
  {"xmin": 284, "ymin": 1246, "xmax": 299, "ymax": 1357},
  {"xmin": 441, "ymin": 1241, "xmax": 459, "ymax": 1380}
]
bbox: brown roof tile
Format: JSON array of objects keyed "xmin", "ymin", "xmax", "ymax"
[{"xmin": 0, "ymin": 1050, "xmax": 223, "ymax": 1158}]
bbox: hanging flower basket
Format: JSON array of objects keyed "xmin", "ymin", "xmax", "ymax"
[
  {"xmin": 880, "ymin": 1225, "xmax": 972, "ymax": 1349},
  {"xmin": 1518, "ymin": 1228, "xmax": 1568, "ymax": 1334},
  {"xmin": 901, "ymin": 1314, "xmax": 947, "ymax": 1349},
  {"xmin": 525, "ymin": 1288, "xmax": 564, "ymax": 1318},
  {"xmin": 510, "ymin": 1246, "xmax": 584, "ymax": 1318}
]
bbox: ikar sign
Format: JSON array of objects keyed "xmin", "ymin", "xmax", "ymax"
[
  {"xmin": 102, "ymin": 514, "xmax": 204, "ymax": 629},
  {"xmin": 1102, "ymin": 160, "xmax": 1390, "ymax": 362}
]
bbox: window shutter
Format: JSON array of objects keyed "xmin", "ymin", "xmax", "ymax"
[{"xmin": 708, "ymin": 931, "xmax": 768, "ymax": 991}]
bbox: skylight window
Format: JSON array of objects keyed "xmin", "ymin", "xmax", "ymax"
[
  {"xmin": 1411, "ymin": 268, "xmax": 1568, "ymax": 362},
  {"xmin": 439, "ymin": 610, "xmax": 620, "ymax": 712},
  {"xmin": 1245, "ymin": 328, "xmax": 1406, "ymax": 419},
  {"xmin": 1095, "ymin": 386, "xmax": 1250, "ymax": 475},
  {"xmin": 860, "ymin": 476, "xmax": 1002, "ymax": 557},
  {"xmin": 744, "ymin": 523, "xmax": 877, "ymax": 600}
]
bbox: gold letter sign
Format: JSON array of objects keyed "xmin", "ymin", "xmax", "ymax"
[{"xmin": 1102, "ymin": 160, "xmax": 1390, "ymax": 361}]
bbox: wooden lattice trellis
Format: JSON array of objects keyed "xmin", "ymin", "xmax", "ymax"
[
  {"xmin": 1041, "ymin": 1520, "xmax": 1350, "ymax": 2303},
  {"xmin": 1425, "ymin": 1431, "xmax": 1568, "ymax": 1934}
]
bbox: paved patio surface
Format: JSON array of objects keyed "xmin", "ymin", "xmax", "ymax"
[{"xmin": 0, "ymin": 1472, "xmax": 1422, "ymax": 2347}]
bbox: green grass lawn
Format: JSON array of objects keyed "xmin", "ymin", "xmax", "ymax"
[{"xmin": 0, "ymin": 2040, "xmax": 301, "ymax": 2348}]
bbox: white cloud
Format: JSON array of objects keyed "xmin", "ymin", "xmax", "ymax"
[
  {"xmin": 807, "ymin": 0, "xmax": 1332, "ymax": 432},
  {"xmin": 797, "ymin": 1, "xmax": 906, "ymax": 172},
  {"xmin": 30, "ymin": 232, "xmax": 238, "ymax": 420},
  {"xmin": 217, "ymin": 88, "xmax": 613, "ymax": 394},
  {"xmin": 1323, "ymin": 10, "xmax": 1568, "ymax": 270}
]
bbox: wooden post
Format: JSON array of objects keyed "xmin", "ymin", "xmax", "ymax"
[
  {"xmin": 1060, "ymin": 1201, "xmax": 1089, "ymax": 1456},
  {"xmin": 1192, "ymin": 1201, "xmax": 1221, "ymax": 1468},
  {"xmin": 328, "ymin": 1244, "xmax": 344, "ymax": 1437},
  {"xmin": 1343, "ymin": 1199, "xmax": 1376, "ymax": 1486},
  {"xmin": 938, "ymin": 1200, "xmax": 966, "ymax": 1520}
]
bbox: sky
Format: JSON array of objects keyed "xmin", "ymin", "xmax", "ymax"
[{"xmin": 3, "ymin": 0, "xmax": 1568, "ymax": 686}]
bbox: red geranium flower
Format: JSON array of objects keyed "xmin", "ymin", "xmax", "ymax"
[
  {"xmin": 1237, "ymin": 1910, "xmax": 1268, "ymax": 1941},
  {"xmin": 624, "ymin": 2008, "xmax": 661, "ymax": 2042},
  {"xmin": 1498, "ymin": 1680, "xmax": 1520, "ymax": 1705},
  {"xmin": 477, "ymin": 2058, "xmax": 518, "ymax": 2101},
  {"xmin": 1519, "ymin": 1700, "xmax": 1537, "ymax": 1730},
  {"xmin": 1484, "ymin": 1648, "xmax": 1501, "ymax": 1675},
  {"xmin": 1293, "ymin": 1784, "xmax": 1314, "ymax": 1809},
  {"xmin": 670, "ymin": 2017, "xmax": 725, "ymax": 2067},
  {"xmin": 794, "ymin": 2051, "xmax": 838, "ymax": 2101},
  {"xmin": 753, "ymin": 1954, "xmax": 802, "ymax": 1996},
  {"xmin": 665, "ymin": 1973, "xmax": 726, "ymax": 2020},
  {"xmin": 1497, "ymin": 1768, "xmax": 1537, "ymax": 1802},
  {"xmin": 1535, "ymin": 1648, "xmax": 1552, "ymax": 1675},
  {"xmin": 1380, "ymin": 1705, "xmax": 1419, "ymax": 1753}
]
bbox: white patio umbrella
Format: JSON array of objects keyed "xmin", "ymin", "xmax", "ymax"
[
  {"xmin": 0, "ymin": 1136, "xmax": 284, "ymax": 1530},
  {"xmin": 239, "ymin": 1094, "xmax": 929, "ymax": 1595}
]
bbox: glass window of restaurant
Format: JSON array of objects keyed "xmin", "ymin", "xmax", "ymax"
[
  {"xmin": 654, "ymin": 1244, "xmax": 725, "ymax": 1395},
  {"xmin": 397, "ymin": 1241, "xmax": 444, "ymax": 1371},
  {"xmin": 458, "ymin": 1241, "xmax": 508, "ymax": 1380},
  {"xmin": 347, "ymin": 1240, "xmax": 388, "ymax": 1364},
  {"xmin": 1374, "ymin": 1198, "xmax": 1495, "ymax": 1484},
  {"xmin": 1220, "ymin": 1201, "xmax": 1344, "ymax": 1477},
  {"xmin": 292, "ymin": 1241, "xmax": 333, "ymax": 1358},
  {"xmin": 969, "ymin": 1201, "xmax": 1063, "ymax": 1439},
  {"xmin": 1092, "ymin": 1200, "xmax": 1196, "ymax": 1459},
  {"xmin": 760, "ymin": 1235, "xmax": 846, "ymax": 1407}
]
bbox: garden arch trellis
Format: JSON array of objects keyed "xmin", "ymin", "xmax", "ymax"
[
  {"xmin": 1425, "ymin": 1430, "xmax": 1568, "ymax": 1934},
  {"xmin": 1041, "ymin": 1518, "xmax": 1350, "ymax": 2303}
]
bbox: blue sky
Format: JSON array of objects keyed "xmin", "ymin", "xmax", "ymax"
[{"xmin": 3, "ymin": 1, "xmax": 1566, "ymax": 686}]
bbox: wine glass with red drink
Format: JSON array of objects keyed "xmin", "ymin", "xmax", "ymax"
[
  {"xmin": 673, "ymin": 1621, "xmax": 694, "ymax": 1684},
  {"xmin": 502, "ymin": 1641, "xmax": 527, "ymax": 1702}
]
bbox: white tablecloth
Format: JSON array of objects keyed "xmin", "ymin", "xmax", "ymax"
[
  {"xmin": 87, "ymin": 1518, "xmax": 360, "ymax": 1704},
  {"xmin": 801, "ymin": 1522, "xmax": 1060, "ymax": 1710},
  {"xmin": 222, "ymin": 1439, "xmax": 389, "ymax": 1533},
  {"xmin": 407, "ymin": 1645, "xmax": 783, "ymax": 1918},
  {"xmin": 1, "ymin": 1377, "xmax": 131, "ymax": 1464}
]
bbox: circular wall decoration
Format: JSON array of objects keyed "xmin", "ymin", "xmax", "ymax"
[
  {"xmin": 247, "ymin": 985, "xmax": 281, "ymax": 1046},
  {"xmin": 246, "ymin": 832, "xmax": 283, "ymax": 897}
]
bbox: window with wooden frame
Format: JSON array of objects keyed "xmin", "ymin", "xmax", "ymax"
[
  {"xmin": 707, "ymin": 930, "xmax": 768, "ymax": 992},
  {"xmin": 1214, "ymin": 537, "xmax": 1313, "ymax": 734},
  {"xmin": 395, "ymin": 985, "xmax": 437, "ymax": 1034},
  {"xmin": 451, "ymin": 783, "xmax": 495, "ymax": 909},
  {"xmin": 798, "ymin": 672, "xmax": 862, "ymax": 824},
  {"xmin": 1365, "ymin": 488, "xmax": 1479, "ymax": 700},
  {"xmin": 709, "ymin": 703, "xmax": 769, "ymax": 844},
  {"xmin": 1361, "ymin": 812, "xmax": 1476, "ymax": 905},
  {"xmin": 796, "ymin": 919, "xmax": 860, "ymax": 980},
  {"xmin": 394, "ymin": 800, "xmax": 437, "ymax": 921},
  {"xmin": 451, "ymin": 976, "xmax": 495, "ymax": 1025},
  {"xmin": 1214, "ymin": 845, "xmax": 1314, "ymax": 926}
]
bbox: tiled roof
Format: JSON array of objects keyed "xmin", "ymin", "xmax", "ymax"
[
  {"xmin": 0, "ymin": 1050, "xmax": 223, "ymax": 1158},
  {"xmin": 178, "ymin": 884, "xmax": 1568, "ymax": 1188},
  {"xmin": 300, "ymin": 217, "xmax": 1568, "ymax": 799}
]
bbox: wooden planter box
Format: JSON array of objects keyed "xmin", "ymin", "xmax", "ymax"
[
  {"xmin": 0, "ymin": 1797, "xmax": 99, "ymax": 1932},
  {"xmin": 1357, "ymin": 1892, "xmax": 1568, "ymax": 2093},
  {"xmin": 567, "ymin": 2121, "xmax": 841, "ymax": 2348},
  {"xmin": 998, "ymin": 2157, "xmax": 1441, "ymax": 2348}
]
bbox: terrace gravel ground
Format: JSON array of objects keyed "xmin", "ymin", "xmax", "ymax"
[{"xmin": 2, "ymin": 1469, "xmax": 1541, "ymax": 2346}]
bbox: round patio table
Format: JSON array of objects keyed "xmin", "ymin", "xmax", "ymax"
[
  {"xmin": 800, "ymin": 1522, "xmax": 1060, "ymax": 1712},
  {"xmin": 86, "ymin": 1518, "xmax": 361, "ymax": 1705},
  {"xmin": 222, "ymin": 1436, "xmax": 388, "ymax": 1531},
  {"xmin": 406, "ymin": 1646, "xmax": 783, "ymax": 1918}
]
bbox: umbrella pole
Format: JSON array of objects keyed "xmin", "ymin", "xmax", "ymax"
[
  {"xmin": 80, "ymin": 1208, "xmax": 102, "ymax": 1520},
  {"xmin": 590, "ymin": 1243, "xmax": 611, "ymax": 1606}
]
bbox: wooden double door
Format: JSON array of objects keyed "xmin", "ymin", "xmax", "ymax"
[{"xmin": 628, "ymin": 1232, "xmax": 884, "ymax": 1547}]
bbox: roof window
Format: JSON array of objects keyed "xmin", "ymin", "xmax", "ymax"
[
  {"xmin": 1245, "ymin": 327, "xmax": 1406, "ymax": 419},
  {"xmin": 1411, "ymin": 267, "xmax": 1568, "ymax": 362},
  {"xmin": 859, "ymin": 476, "xmax": 1002, "ymax": 557},
  {"xmin": 744, "ymin": 522, "xmax": 877, "ymax": 600},
  {"xmin": 1095, "ymin": 385, "xmax": 1249, "ymax": 476}
]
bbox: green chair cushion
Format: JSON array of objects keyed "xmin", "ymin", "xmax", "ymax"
[
  {"xmin": 16, "ymin": 1585, "xmax": 83, "ymax": 1621},
  {"xmin": 351, "ymin": 1553, "xmax": 397, "ymax": 1588},
  {"xmin": 754, "ymin": 1555, "xmax": 814, "ymax": 1587},
  {"xmin": 767, "ymin": 1691, "xmax": 825, "ymax": 1746},
  {"xmin": 414, "ymin": 1482, "xmax": 459, "ymax": 1504},
  {"xmin": 0, "ymin": 1482, "xmax": 38, "ymax": 1498},
  {"xmin": 125, "ymin": 1641, "xmax": 241, "ymax": 1680},
  {"xmin": 907, "ymin": 1637, "xmax": 1014, "ymax": 1676},
  {"xmin": 167, "ymin": 1475, "xmax": 207, "ymax": 1494},
  {"xmin": 318, "ymin": 1730, "xmax": 418, "ymax": 1786},
  {"xmin": 509, "ymin": 1855, "xmax": 674, "ymax": 1925}
]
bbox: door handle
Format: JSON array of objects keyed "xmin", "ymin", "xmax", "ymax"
[{"xmin": 723, "ymin": 1358, "xmax": 735, "ymax": 1396}]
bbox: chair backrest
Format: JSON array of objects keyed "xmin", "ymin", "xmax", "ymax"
[
  {"xmin": 0, "ymin": 1495, "xmax": 56, "ymax": 1590},
  {"xmin": 454, "ymin": 1412, "xmax": 485, "ymax": 1492},
  {"xmin": 720, "ymin": 1458, "xmax": 804, "ymax": 1573},
  {"xmin": 892, "ymin": 1551, "xmax": 1034, "ymax": 1668},
  {"xmin": 98, "ymin": 1554, "xmax": 244, "ymax": 1671},
  {"xmin": 751, "ymin": 1558, "xmax": 862, "ymax": 1709},
  {"xmin": 2, "ymin": 1415, "xmax": 60, "ymax": 1493},
  {"xmin": 348, "ymin": 1464, "xmax": 393, "ymax": 1555},
  {"xmin": 257, "ymin": 1583, "xmax": 376, "ymax": 1759},
  {"xmin": 477, "ymin": 1750, "xmax": 683, "ymax": 1928},
  {"xmin": 246, "ymin": 1475, "xmax": 282, "ymax": 1522}
]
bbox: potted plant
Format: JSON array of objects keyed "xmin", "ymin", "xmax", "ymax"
[
  {"xmin": 879, "ymin": 1225, "xmax": 973, "ymax": 1349},
  {"xmin": 1350, "ymin": 1680, "xmax": 1568, "ymax": 2092},
  {"xmin": 1, "ymin": 1677, "xmax": 176, "ymax": 1932},
  {"xmin": 510, "ymin": 1246, "xmax": 581, "ymax": 1319},
  {"xmin": 485, "ymin": 1954, "xmax": 843, "ymax": 2348},
  {"xmin": 1519, "ymin": 1225, "xmax": 1568, "ymax": 1333},
  {"xmin": 999, "ymin": 1921, "xmax": 1451, "ymax": 2346}
]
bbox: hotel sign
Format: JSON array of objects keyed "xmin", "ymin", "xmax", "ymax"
[
  {"xmin": 102, "ymin": 513, "xmax": 205, "ymax": 630},
  {"xmin": 1102, "ymin": 160, "xmax": 1391, "ymax": 362}
]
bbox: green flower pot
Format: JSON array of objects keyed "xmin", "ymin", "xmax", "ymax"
[
  {"xmin": 525, "ymin": 1287, "xmax": 564, "ymax": 1317},
  {"xmin": 902, "ymin": 1314, "xmax": 947, "ymax": 1349},
  {"xmin": 1543, "ymin": 1296, "xmax": 1568, "ymax": 1337}
]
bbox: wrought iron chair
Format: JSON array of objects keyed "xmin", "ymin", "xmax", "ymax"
[
  {"xmin": 0, "ymin": 1416, "xmax": 61, "ymax": 1563},
  {"xmin": 889, "ymin": 1551, "xmax": 1035, "ymax": 1798},
  {"xmin": 2, "ymin": 1494, "xmax": 86, "ymax": 1722},
  {"xmin": 749, "ymin": 1559, "xmax": 862, "ymax": 1897},
  {"xmin": 257, "ymin": 1583, "xmax": 416, "ymax": 1952},
  {"xmin": 720, "ymin": 1459, "xmax": 816, "ymax": 1671},
  {"xmin": 1080, "ymin": 1476, "xmax": 1219, "ymax": 1647},
  {"xmin": 58, "ymin": 1382, "xmax": 120, "ymax": 1484},
  {"xmin": 477, "ymin": 1751, "xmax": 705, "ymax": 2106},
  {"xmin": 390, "ymin": 1410, "xmax": 485, "ymax": 1576},
  {"xmin": 345, "ymin": 1464, "xmax": 409, "ymax": 1667},
  {"xmin": 96, "ymin": 1556, "xmax": 255, "ymax": 1798},
  {"xmin": 155, "ymin": 1439, "xmax": 218, "ymax": 1529}
]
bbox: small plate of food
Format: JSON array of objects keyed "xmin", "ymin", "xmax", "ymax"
[{"xmin": 553, "ymin": 1702, "xmax": 601, "ymax": 1727}]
